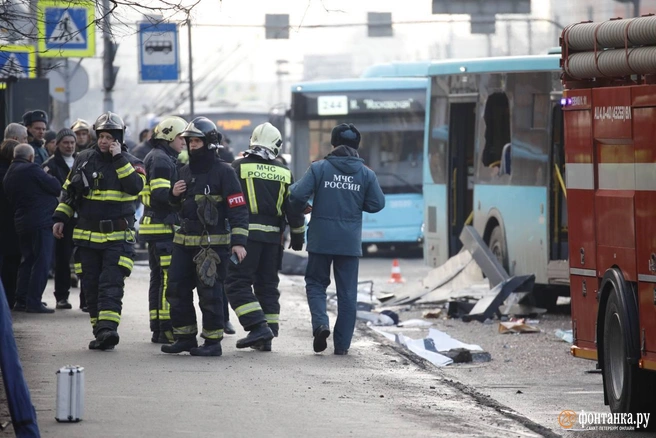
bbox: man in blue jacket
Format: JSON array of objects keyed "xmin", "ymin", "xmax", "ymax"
[
  {"xmin": 3, "ymin": 143, "xmax": 61, "ymax": 313},
  {"xmin": 289, "ymin": 123, "xmax": 385, "ymax": 355}
]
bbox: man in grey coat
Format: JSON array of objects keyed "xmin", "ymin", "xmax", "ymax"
[{"xmin": 289, "ymin": 123, "xmax": 385, "ymax": 355}]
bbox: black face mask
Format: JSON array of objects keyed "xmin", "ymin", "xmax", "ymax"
[{"xmin": 189, "ymin": 146, "xmax": 214, "ymax": 173}]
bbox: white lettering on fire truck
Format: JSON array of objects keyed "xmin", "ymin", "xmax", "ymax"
[{"xmin": 594, "ymin": 106, "xmax": 632, "ymax": 121}]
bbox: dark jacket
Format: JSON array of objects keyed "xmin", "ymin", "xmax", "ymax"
[
  {"xmin": 3, "ymin": 158, "xmax": 61, "ymax": 234},
  {"xmin": 42, "ymin": 149, "xmax": 76, "ymax": 185},
  {"xmin": 29, "ymin": 139, "xmax": 49, "ymax": 166},
  {"xmin": 170, "ymin": 151, "xmax": 249, "ymax": 251},
  {"xmin": 232, "ymin": 154, "xmax": 305, "ymax": 245},
  {"xmin": 132, "ymin": 139, "xmax": 154, "ymax": 160},
  {"xmin": 139, "ymin": 142, "xmax": 179, "ymax": 241},
  {"xmin": 289, "ymin": 145, "xmax": 385, "ymax": 257},
  {"xmin": 52, "ymin": 145, "xmax": 145, "ymax": 249},
  {"xmin": 0, "ymin": 160, "xmax": 20, "ymax": 255}
]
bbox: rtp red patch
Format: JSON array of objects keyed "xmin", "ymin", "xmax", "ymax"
[{"xmin": 227, "ymin": 193, "xmax": 246, "ymax": 208}]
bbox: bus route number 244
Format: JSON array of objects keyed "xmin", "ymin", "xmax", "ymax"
[{"xmin": 318, "ymin": 95, "xmax": 348, "ymax": 116}]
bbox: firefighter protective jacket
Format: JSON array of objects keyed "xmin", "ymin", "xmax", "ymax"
[
  {"xmin": 140, "ymin": 143, "xmax": 179, "ymax": 241},
  {"xmin": 170, "ymin": 154, "xmax": 249, "ymax": 249},
  {"xmin": 232, "ymin": 155, "xmax": 305, "ymax": 244},
  {"xmin": 53, "ymin": 145, "xmax": 146, "ymax": 249}
]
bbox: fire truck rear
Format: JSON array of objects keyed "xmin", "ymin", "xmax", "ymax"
[{"xmin": 561, "ymin": 15, "xmax": 656, "ymax": 414}]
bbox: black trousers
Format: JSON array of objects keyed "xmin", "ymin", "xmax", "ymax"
[
  {"xmin": 225, "ymin": 240, "xmax": 282, "ymax": 335},
  {"xmin": 167, "ymin": 245, "xmax": 227, "ymax": 341},
  {"xmin": 147, "ymin": 240, "xmax": 173, "ymax": 333},
  {"xmin": 17, "ymin": 228, "xmax": 54, "ymax": 310},
  {"xmin": 0, "ymin": 253, "xmax": 20, "ymax": 308},
  {"xmin": 78, "ymin": 243, "xmax": 135, "ymax": 336},
  {"xmin": 54, "ymin": 221, "xmax": 75, "ymax": 301}
]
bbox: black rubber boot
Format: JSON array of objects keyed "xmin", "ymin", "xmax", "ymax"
[
  {"xmin": 251, "ymin": 340, "xmax": 272, "ymax": 352},
  {"xmin": 89, "ymin": 329, "xmax": 119, "ymax": 351},
  {"xmin": 313, "ymin": 325, "xmax": 330, "ymax": 353},
  {"xmin": 190, "ymin": 341, "xmax": 222, "ymax": 357},
  {"xmin": 151, "ymin": 331, "xmax": 160, "ymax": 343},
  {"xmin": 224, "ymin": 321, "xmax": 236, "ymax": 335},
  {"xmin": 236, "ymin": 324, "xmax": 274, "ymax": 349},
  {"xmin": 161, "ymin": 338, "xmax": 198, "ymax": 354}
]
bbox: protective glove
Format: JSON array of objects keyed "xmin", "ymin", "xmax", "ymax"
[{"xmin": 289, "ymin": 233, "xmax": 304, "ymax": 251}]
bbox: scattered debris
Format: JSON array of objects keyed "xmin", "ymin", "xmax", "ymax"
[
  {"xmin": 423, "ymin": 309, "xmax": 442, "ymax": 319},
  {"xmin": 380, "ymin": 310, "xmax": 399, "ymax": 325},
  {"xmin": 397, "ymin": 319, "xmax": 433, "ymax": 328},
  {"xmin": 377, "ymin": 293, "xmax": 396, "ymax": 303},
  {"xmin": 554, "ymin": 329, "xmax": 573, "ymax": 343},
  {"xmin": 442, "ymin": 348, "xmax": 472, "ymax": 363},
  {"xmin": 356, "ymin": 311, "xmax": 395, "ymax": 326},
  {"xmin": 498, "ymin": 319, "xmax": 540, "ymax": 334}
]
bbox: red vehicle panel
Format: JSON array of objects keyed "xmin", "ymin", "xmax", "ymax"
[
  {"xmin": 570, "ymin": 275, "xmax": 598, "ymax": 344},
  {"xmin": 638, "ymin": 282, "xmax": 656, "ymax": 354}
]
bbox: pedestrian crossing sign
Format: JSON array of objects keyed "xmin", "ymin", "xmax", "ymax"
[
  {"xmin": 0, "ymin": 46, "xmax": 36, "ymax": 79},
  {"xmin": 37, "ymin": 0, "xmax": 95, "ymax": 58}
]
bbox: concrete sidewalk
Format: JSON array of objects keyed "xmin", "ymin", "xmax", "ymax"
[{"xmin": 3, "ymin": 266, "xmax": 552, "ymax": 437}]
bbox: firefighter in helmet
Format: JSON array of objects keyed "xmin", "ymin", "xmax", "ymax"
[
  {"xmin": 71, "ymin": 118, "xmax": 92, "ymax": 151},
  {"xmin": 162, "ymin": 117, "xmax": 249, "ymax": 357},
  {"xmin": 225, "ymin": 122, "xmax": 305, "ymax": 352},
  {"xmin": 53, "ymin": 112, "xmax": 146, "ymax": 351},
  {"xmin": 140, "ymin": 116, "xmax": 187, "ymax": 344}
]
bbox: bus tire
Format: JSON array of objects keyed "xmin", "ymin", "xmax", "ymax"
[
  {"xmin": 602, "ymin": 283, "xmax": 645, "ymax": 413},
  {"xmin": 488, "ymin": 225, "xmax": 509, "ymax": 273}
]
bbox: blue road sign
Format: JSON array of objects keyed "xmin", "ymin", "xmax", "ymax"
[
  {"xmin": 0, "ymin": 46, "xmax": 36, "ymax": 79},
  {"xmin": 37, "ymin": 0, "xmax": 95, "ymax": 58},
  {"xmin": 138, "ymin": 22, "xmax": 180, "ymax": 83}
]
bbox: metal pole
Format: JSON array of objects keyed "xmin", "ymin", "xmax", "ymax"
[
  {"xmin": 486, "ymin": 34, "xmax": 492, "ymax": 57},
  {"xmin": 64, "ymin": 57, "xmax": 71, "ymax": 128},
  {"xmin": 187, "ymin": 17, "xmax": 194, "ymax": 119},
  {"xmin": 634, "ymin": 0, "xmax": 641, "ymax": 17},
  {"xmin": 527, "ymin": 19, "xmax": 533, "ymax": 55},
  {"xmin": 102, "ymin": 0, "xmax": 113, "ymax": 112},
  {"xmin": 506, "ymin": 20, "xmax": 511, "ymax": 56}
]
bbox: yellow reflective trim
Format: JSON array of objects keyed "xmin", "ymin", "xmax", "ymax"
[
  {"xmin": 173, "ymin": 325, "xmax": 197, "ymax": 335},
  {"xmin": 62, "ymin": 178, "xmax": 71, "ymax": 190},
  {"xmin": 265, "ymin": 314, "xmax": 279, "ymax": 324},
  {"xmin": 74, "ymin": 263, "xmax": 82, "ymax": 275},
  {"xmin": 73, "ymin": 228, "xmax": 128, "ymax": 244},
  {"xmin": 150, "ymin": 309, "xmax": 158, "ymax": 320},
  {"xmin": 150, "ymin": 178, "xmax": 171, "ymax": 190},
  {"xmin": 118, "ymin": 256, "xmax": 133, "ymax": 272},
  {"xmin": 138, "ymin": 223, "xmax": 173, "ymax": 235},
  {"xmin": 162, "ymin": 268, "xmax": 170, "ymax": 312},
  {"xmin": 98, "ymin": 310, "xmax": 121, "ymax": 324},
  {"xmin": 141, "ymin": 193, "xmax": 151, "ymax": 207},
  {"xmin": 173, "ymin": 233, "xmax": 230, "ymax": 246},
  {"xmin": 240, "ymin": 163, "xmax": 291, "ymax": 183},
  {"xmin": 84, "ymin": 189, "xmax": 138, "ymax": 202},
  {"xmin": 90, "ymin": 317, "xmax": 98, "ymax": 327},
  {"xmin": 235, "ymin": 301, "xmax": 263, "ymax": 317},
  {"xmin": 248, "ymin": 224, "xmax": 280, "ymax": 233},
  {"xmin": 193, "ymin": 194, "xmax": 223, "ymax": 202},
  {"xmin": 291, "ymin": 225, "xmax": 306, "ymax": 234},
  {"xmin": 55, "ymin": 203, "xmax": 74, "ymax": 217},
  {"xmin": 232, "ymin": 227, "xmax": 249, "ymax": 237},
  {"xmin": 116, "ymin": 163, "xmax": 135, "ymax": 179},
  {"xmin": 160, "ymin": 255, "xmax": 172, "ymax": 268},
  {"xmin": 159, "ymin": 310, "xmax": 170, "ymax": 320},
  {"xmin": 276, "ymin": 182, "xmax": 285, "ymax": 217},
  {"xmin": 245, "ymin": 178, "xmax": 258, "ymax": 214},
  {"xmin": 201, "ymin": 328, "xmax": 224, "ymax": 340}
]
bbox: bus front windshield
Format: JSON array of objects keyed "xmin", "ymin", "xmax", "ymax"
[{"xmin": 309, "ymin": 116, "xmax": 423, "ymax": 195}]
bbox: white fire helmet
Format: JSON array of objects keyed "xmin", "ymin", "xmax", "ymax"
[
  {"xmin": 249, "ymin": 122, "xmax": 282, "ymax": 158},
  {"xmin": 153, "ymin": 116, "xmax": 187, "ymax": 142}
]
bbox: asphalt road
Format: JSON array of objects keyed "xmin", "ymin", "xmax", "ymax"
[{"xmin": 2, "ymin": 257, "xmax": 550, "ymax": 438}]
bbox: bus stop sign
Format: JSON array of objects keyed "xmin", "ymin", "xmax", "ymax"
[{"xmin": 138, "ymin": 21, "xmax": 180, "ymax": 83}]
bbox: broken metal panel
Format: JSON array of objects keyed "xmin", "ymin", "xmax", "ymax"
[
  {"xmin": 464, "ymin": 274, "xmax": 536, "ymax": 322},
  {"xmin": 459, "ymin": 225, "xmax": 509, "ymax": 288}
]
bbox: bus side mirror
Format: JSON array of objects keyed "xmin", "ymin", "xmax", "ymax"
[{"xmin": 500, "ymin": 143, "xmax": 512, "ymax": 176}]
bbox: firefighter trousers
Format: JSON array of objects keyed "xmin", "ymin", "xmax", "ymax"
[
  {"xmin": 225, "ymin": 240, "xmax": 281, "ymax": 335},
  {"xmin": 78, "ymin": 243, "xmax": 135, "ymax": 336},
  {"xmin": 147, "ymin": 240, "xmax": 173, "ymax": 334},
  {"xmin": 167, "ymin": 245, "xmax": 227, "ymax": 342}
]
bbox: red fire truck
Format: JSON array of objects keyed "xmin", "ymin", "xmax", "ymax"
[{"xmin": 561, "ymin": 15, "xmax": 656, "ymax": 413}]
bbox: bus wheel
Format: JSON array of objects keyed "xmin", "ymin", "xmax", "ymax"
[
  {"xmin": 603, "ymin": 287, "xmax": 642, "ymax": 413},
  {"xmin": 488, "ymin": 226, "xmax": 509, "ymax": 273}
]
